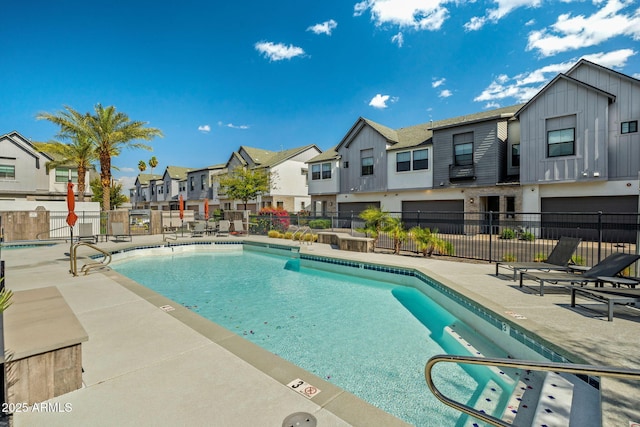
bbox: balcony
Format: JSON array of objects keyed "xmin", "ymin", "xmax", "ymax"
[{"xmin": 449, "ymin": 163, "xmax": 476, "ymax": 182}]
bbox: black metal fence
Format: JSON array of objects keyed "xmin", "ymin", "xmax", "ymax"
[{"xmin": 249, "ymin": 211, "xmax": 639, "ymax": 268}]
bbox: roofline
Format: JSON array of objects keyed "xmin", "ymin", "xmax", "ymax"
[
  {"xmin": 430, "ymin": 112, "xmax": 516, "ymax": 130},
  {"xmin": 335, "ymin": 117, "xmax": 397, "ymax": 151},
  {"xmin": 568, "ymin": 58, "xmax": 640, "ymax": 85},
  {"xmin": 515, "ymin": 73, "xmax": 616, "ymax": 118}
]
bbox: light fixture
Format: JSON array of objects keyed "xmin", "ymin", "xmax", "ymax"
[
  {"xmin": 582, "ymin": 171, "xmax": 589, "ymax": 177},
  {"xmin": 593, "ymin": 171, "xmax": 600, "ymax": 177},
  {"xmin": 469, "ymin": 198, "xmax": 475, "ymax": 204}
]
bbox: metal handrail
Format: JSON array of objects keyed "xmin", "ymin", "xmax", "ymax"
[
  {"xmin": 291, "ymin": 225, "xmax": 313, "ymax": 245},
  {"xmin": 70, "ymin": 242, "xmax": 112, "ymax": 276},
  {"xmin": 425, "ymin": 354, "xmax": 640, "ymax": 427},
  {"xmin": 36, "ymin": 225, "xmax": 73, "ymax": 241}
]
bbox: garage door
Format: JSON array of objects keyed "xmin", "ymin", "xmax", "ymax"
[
  {"xmin": 402, "ymin": 200, "xmax": 464, "ymax": 233},
  {"xmin": 338, "ymin": 202, "xmax": 381, "ymax": 216},
  {"xmin": 541, "ymin": 196, "xmax": 638, "ymax": 243}
]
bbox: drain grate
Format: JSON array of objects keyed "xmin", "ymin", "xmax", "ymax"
[{"xmin": 282, "ymin": 412, "xmax": 317, "ymax": 427}]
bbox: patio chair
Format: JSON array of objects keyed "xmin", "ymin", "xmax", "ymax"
[
  {"xmin": 191, "ymin": 221, "xmax": 206, "ymax": 237},
  {"xmin": 568, "ymin": 286, "xmax": 640, "ymax": 321},
  {"xmin": 217, "ymin": 220, "xmax": 230, "ymax": 236},
  {"xmin": 77, "ymin": 223, "xmax": 97, "ymax": 244},
  {"xmin": 110, "ymin": 222, "xmax": 132, "ymax": 242},
  {"xmin": 519, "ymin": 252, "xmax": 640, "ymax": 296},
  {"xmin": 232, "ymin": 220, "xmax": 246, "ymax": 235},
  {"xmin": 495, "ymin": 236, "xmax": 581, "ymax": 280}
]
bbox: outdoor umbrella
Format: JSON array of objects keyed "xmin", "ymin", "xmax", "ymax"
[
  {"xmin": 179, "ymin": 194, "xmax": 184, "ymax": 236},
  {"xmin": 66, "ymin": 181, "xmax": 78, "ymax": 272},
  {"xmin": 203, "ymin": 198, "xmax": 209, "ymax": 220}
]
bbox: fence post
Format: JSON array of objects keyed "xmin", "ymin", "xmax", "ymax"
[
  {"xmin": 488, "ymin": 211, "xmax": 493, "ymax": 263},
  {"xmin": 417, "ymin": 210, "xmax": 421, "ymax": 228},
  {"xmin": 351, "ymin": 212, "xmax": 354, "ymax": 236},
  {"xmin": 597, "ymin": 211, "xmax": 603, "ymax": 262}
]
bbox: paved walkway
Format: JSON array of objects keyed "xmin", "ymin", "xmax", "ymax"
[{"xmin": 2, "ymin": 234, "xmax": 639, "ymax": 426}]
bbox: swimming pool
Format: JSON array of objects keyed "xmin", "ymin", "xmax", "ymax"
[{"xmin": 111, "ymin": 244, "xmax": 533, "ymax": 426}]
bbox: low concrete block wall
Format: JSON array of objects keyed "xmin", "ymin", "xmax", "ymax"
[{"xmin": 317, "ymin": 232, "xmax": 374, "ymax": 253}]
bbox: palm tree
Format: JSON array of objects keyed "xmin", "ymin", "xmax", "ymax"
[
  {"xmin": 86, "ymin": 104, "xmax": 162, "ymax": 211},
  {"xmin": 38, "ymin": 104, "xmax": 163, "ymax": 211},
  {"xmin": 410, "ymin": 226, "xmax": 449, "ymax": 257},
  {"xmin": 357, "ymin": 206, "xmax": 389, "ymax": 246},
  {"xmin": 148, "ymin": 156, "xmax": 158, "ymax": 175},
  {"xmin": 383, "ymin": 216, "xmax": 408, "ymax": 255},
  {"xmin": 138, "ymin": 160, "xmax": 147, "ymax": 173},
  {"xmin": 33, "ymin": 132, "xmax": 96, "ymax": 199}
]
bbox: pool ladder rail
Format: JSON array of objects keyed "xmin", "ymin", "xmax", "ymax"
[
  {"xmin": 70, "ymin": 242, "xmax": 112, "ymax": 276},
  {"xmin": 291, "ymin": 226, "xmax": 313, "ymax": 245},
  {"xmin": 425, "ymin": 354, "xmax": 640, "ymax": 426}
]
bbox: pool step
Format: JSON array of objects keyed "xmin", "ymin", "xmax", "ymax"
[
  {"xmin": 460, "ymin": 379, "xmax": 504, "ymax": 427},
  {"xmin": 530, "ymin": 372, "xmax": 573, "ymax": 426}
]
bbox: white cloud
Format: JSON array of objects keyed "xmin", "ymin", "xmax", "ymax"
[
  {"xmin": 116, "ymin": 175, "xmax": 136, "ymax": 191},
  {"xmin": 525, "ymin": 19, "xmax": 536, "ymax": 26},
  {"xmin": 474, "ymin": 49, "xmax": 635, "ymax": 103},
  {"xmin": 391, "ymin": 32, "xmax": 404, "ymax": 47},
  {"xmin": 198, "ymin": 124, "xmax": 211, "ymax": 133},
  {"xmin": 633, "ymin": 73, "xmax": 640, "ymax": 79},
  {"xmin": 255, "ymin": 41, "xmax": 305, "ymax": 61},
  {"xmin": 368, "ymin": 94, "xmax": 398, "ymax": 108},
  {"xmin": 432, "ymin": 77, "xmax": 446, "ymax": 88},
  {"xmin": 120, "ymin": 167, "xmax": 135, "ymax": 173},
  {"xmin": 465, "ymin": 0, "xmax": 542, "ymax": 31},
  {"xmin": 439, "ymin": 89, "xmax": 452, "ymax": 98},
  {"xmin": 307, "ymin": 19, "xmax": 338, "ymax": 35},
  {"xmin": 484, "ymin": 101, "xmax": 502, "ymax": 109},
  {"xmin": 354, "ymin": 0, "xmax": 451, "ymax": 31},
  {"xmin": 527, "ymin": 0, "xmax": 640, "ymax": 56},
  {"xmin": 217, "ymin": 121, "xmax": 249, "ymax": 130}
]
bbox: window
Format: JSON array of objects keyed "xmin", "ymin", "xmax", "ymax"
[
  {"xmin": 301, "ymin": 168, "xmax": 308, "ymax": 175},
  {"xmin": 189, "ymin": 177, "xmax": 194, "ymax": 191},
  {"xmin": 413, "ymin": 149, "xmax": 428, "ymax": 170},
  {"xmin": 506, "ymin": 196, "xmax": 516, "ymax": 218},
  {"xmin": 158, "ymin": 186, "xmax": 163, "ymax": 194},
  {"xmin": 0, "ymin": 165, "xmax": 15, "ymax": 179},
  {"xmin": 312, "ymin": 163, "xmax": 331, "ymax": 180},
  {"xmin": 277, "ymin": 201, "xmax": 284, "ymax": 208},
  {"xmin": 311, "ymin": 164, "xmax": 321, "ymax": 180},
  {"xmin": 511, "ymin": 144, "xmax": 520, "ymax": 167},
  {"xmin": 396, "ymin": 151, "xmax": 410, "ymax": 172},
  {"xmin": 321, "ymin": 163, "xmax": 331, "ymax": 179},
  {"xmin": 151, "ymin": 184, "xmax": 155, "ymax": 195},
  {"xmin": 166, "ymin": 183, "xmax": 170, "ymax": 194},
  {"xmin": 453, "ymin": 132, "xmax": 474, "ymax": 166},
  {"xmin": 179, "ymin": 182, "xmax": 186, "ymax": 191},
  {"xmin": 200, "ymin": 174, "xmax": 205, "ymax": 190},
  {"xmin": 361, "ymin": 149, "xmax": 374, "ymax": 176},
  {"xmin": 547, "ymin": 128, "xmax": 575, "ymax": 157},
  {"xmin": 622, "ymin": 120, "xmax": 638, "ymax": 134},
  {"xmin": 54, "ymin": 167, "xmax": 78, "ymax": 182},
  {"xmin": 343, "ymin": 161, "xmax": 349, "ymax": 168}
]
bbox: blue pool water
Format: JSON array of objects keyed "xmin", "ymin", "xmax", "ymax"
[{"xmin": 112, "ymin": 248, "xmax": 517, "ymax": 426}]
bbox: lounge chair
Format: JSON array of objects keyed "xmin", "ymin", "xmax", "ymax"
[
  {"xmin": 217, "ymin": 220, "xmax": 230, "ymax": 236},
  {"xmin": 232, "ymin": 220, "xmax": 246, "ymax": 235},
  {"xmin": 495, "ymin": 236, "xmax": 581, "ymax": 280},
  {"xmin": 191, "ymin": 221, "xmax": 206, "ymax": 237},
  {"xmin": 520, "ymin": 252, "xmax": 640, "ymax": 296},
  {"xmin": 569, "ymin": 286, "xmax": 640, "ymax": 321},
  {"xmin": 110, "ymin": 222, "xmax": 132, "ymax": 242},
  {"xmin": 77, "ymin": 223, "xmax": 97, "ymax": 244}
]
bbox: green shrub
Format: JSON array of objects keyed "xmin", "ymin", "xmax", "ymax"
[
  {"xmin": 267, "ymin": 230, "xmax": 280, "ymax": 238},
  {"xmin": 284, "ymin": 231, "xmax": 293, "ymax": 240},
  {"xmin": 502, "ymin": 253, "xmax": 517, "ymax": 262},
  {"xmin": 533, "ymin": 252, "xmax": 546, "ymax": 262},
  {"xmin": 500, "ymin": 228, "xmax": 516, "ymax": 239},
  {"xmin": 309, "ymin": 219, "xmax": 331, "ymax": 229},
  {"xmin": 520, "ymin": 231, "xmax": 535, "ymax": 241},
  {"xmin": 571, "ymin": 255, "xmax": 586, "ymax": 266},
  {"xmin": 442, "ymin": 241, "xmax": 455, "ymax": 256}
]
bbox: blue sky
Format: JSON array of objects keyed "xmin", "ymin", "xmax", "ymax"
[{"xmin": 2, "ymin": 0, "xmax": 639, "ymax": 190}]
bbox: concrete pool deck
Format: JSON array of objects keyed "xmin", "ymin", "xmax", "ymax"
[{"xmin": 2, "ymin": 234, "xmax": 639, "ymax": 426}]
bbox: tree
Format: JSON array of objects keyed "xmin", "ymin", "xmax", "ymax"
[
  {"xmin": 138, "ymin": 160, "xmax": 147, "ymax": 172},
  {"xmin": 149, "ymin": 156, "xmax": 158, "ymax": 174},
  {"xmin": 33, "ymin": 132, "xmax": 96, "ymax": 199},
  {"xmin": 38, "ymin": 104, "xmax": 163, "ymax": 211},
  {"xmin": 383, "ymin": 216, "xmax": 408, "ymax": 255},
  {"xmin": 357, "ymin": 206, "xmax": 390, "ymax": 246},
  {"xmin": 410, "ymin": 226, "xmax": 449, "ymax": 257},
  {"xmin": 90, "ymin": 177, "xmax": 128, "ymax": 209},
  {"xmin": 218, "ymin": 168, "xmax": 270, "ymax": 210}
]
